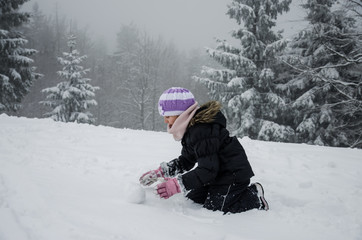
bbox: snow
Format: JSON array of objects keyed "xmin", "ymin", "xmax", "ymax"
[
  {"xmin": 227, "ymin": 77, "xmax": 245, "ymax": 88},
  {"xmin": 10, "ymin": 68, "xmax": 21, "ymax": 80},
  {"xmin": 321, "ymin": 67, "xmax": 340, "ymax": 79},
  {"xmin": 0, "ymin": 114, "xmax": 361, "ymax": 240},
  {"xmin": 240, "ymin": 88, "xmax": 258, "ymax": 101},
  {"xmin": 125, "ymin": 182, "xmax": 146, "ymax": 204},
  {"xmin": 257, "ymin": 120, "xmax": 294, "ymax": 142}
]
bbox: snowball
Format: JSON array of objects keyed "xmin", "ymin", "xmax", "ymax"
[{"xmin": 125, "ymin": 182, "xmax": 146, "ymax": 204}]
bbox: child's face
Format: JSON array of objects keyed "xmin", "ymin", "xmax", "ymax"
[{"xmin": 164, "ymin": 115, "xmax": 178, "ymax": 129}]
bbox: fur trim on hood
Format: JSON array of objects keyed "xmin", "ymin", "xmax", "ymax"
[{"xmin": 189, "ymin": 101, "xmax": 222, "ymax": 127}]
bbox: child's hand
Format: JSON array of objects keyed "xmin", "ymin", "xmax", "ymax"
[
  {"xmin": 156, "ymin": 178, "xmax": 181, "ymax": 199},
  {"xmin": 139, "ymin": 167, "xmax": 164, "ymax": 186}
]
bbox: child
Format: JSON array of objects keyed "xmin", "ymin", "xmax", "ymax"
[{"xmin": 139, "ymin": 87, "xmax": 269, "ymax": 213}]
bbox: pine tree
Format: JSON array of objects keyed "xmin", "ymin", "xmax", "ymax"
[
  {"xmin": 194, "ymin": 0, "xmax": 293, "ymax": 142},
  {"xmin": 279, "ymin": 0, "xmax": 362, "ymax": 147},
  {"xmin": 41, "ymin": 35, "xmax": 99, "ymax": 124},
  {"xmin": 0, "ymin": 0, "xmax": 41, "ymax": 112}
]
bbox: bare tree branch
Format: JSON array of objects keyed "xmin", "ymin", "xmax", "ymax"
[{"xmin": 324, "ymin": 44, "xmax": 362, "ymax": 64}]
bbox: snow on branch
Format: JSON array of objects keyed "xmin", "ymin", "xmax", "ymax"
[
  {"xmin": 9, "ymin": 68, "xmax": 21, "ymax": 80},
  {"xmin": 258, "ymin": 120, "xmax": 295, "ymax": 142},
  {"xmin": 0, "ymin": 29, "xmax": 9, "ymax": 36},
  {"xmin": 264, "ymin": 39, "xmax": 289, "ymax": 58},
  {"xmin": 206, "ymin": 47, "xmax": 256, "ymax": 70},
  {"xmin": 214, "ymin": 39, "xmax": 240, "ymax": 54},
  {"xmin": 8, "ymin": 55, "xmax": 34, "ymax": 65},
  {"xmin": 193, "ymin": 76, "xmax": 227, "ymax": 93},
  {"xmin": 276, "ymin": 76, "xmax": 308, "ymax": 92},
  {"xmin": 227, "ymin": 1, "xmax": 255, "ymax": 25},
  {"xmin": 323, "ymin": 44, "xmax": 362, "ymax": 64},
  {"xmin": 0, "ymin": 74, "xmax": 10, "ymax": 83},
  {"xmin": 292, "ymin": 87, "xmax": 318, "ymax": 108},
  {"xmin": 200, "ymin": 66, "xmax": 236, "ymax": 83},
  {"xmin": 266, "ymin": 92, "xmax": 287, "ymax": 109},
  {"xmin": 227, "ymin": 77, "xmax": 246, "ymax": 88}
]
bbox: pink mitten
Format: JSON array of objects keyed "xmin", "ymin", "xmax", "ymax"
[
  {"xmin": 139, "ymin": 167, "xmax": 164, "ymax": 186},
  {"xmin": 156, "ymin": 178, "xmax": 181, "ymax": 199}
]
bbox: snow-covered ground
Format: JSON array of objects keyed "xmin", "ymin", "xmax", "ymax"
[{"xmin": 1, "ymin": 114, "xmax": 361, "ymax": 240}]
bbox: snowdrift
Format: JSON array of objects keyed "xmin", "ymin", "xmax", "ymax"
[{"xmin": 0, "ymin": 114, "xmax": 361, "ymax": 240}]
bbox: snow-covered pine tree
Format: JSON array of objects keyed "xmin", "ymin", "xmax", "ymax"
[
  {"xmin": 279, "ymin": 0, "xmax": 362, "ymax": 148},
  {"xmin": 194, "ymin": 0, "xmax": 294, "ymax": 142},
  {"xmin": 41, "ymin": 35, "xmax": 99, "ymax": 124},
  {"xmin": 0, "ymin": 0, "xmax": 41, "ymax": 112}
]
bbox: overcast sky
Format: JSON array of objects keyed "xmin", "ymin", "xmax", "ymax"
[{"xmin": 22, "ymin": 0, "xmax": 307, "ymax": 52}]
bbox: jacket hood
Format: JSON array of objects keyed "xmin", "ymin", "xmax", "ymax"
[{"xmin": 189, "ymin": 101, "xmax": 226, "ymax": 128}]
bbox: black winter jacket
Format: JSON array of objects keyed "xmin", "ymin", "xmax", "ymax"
[{"xmin": 162, "ymin": 101, "xmax": 254, "ymax": 191}]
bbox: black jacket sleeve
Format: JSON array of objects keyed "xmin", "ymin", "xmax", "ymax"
[
  {"xmin": 181, "ymin": 135, "xmax": 221, "ymax": 190},
  {"xmin": 161, "ymin": 148, "xmax": 197, "ymax": 177}
]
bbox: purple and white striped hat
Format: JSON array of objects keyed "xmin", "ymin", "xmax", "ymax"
[{"xmin": 158, "ymin": 87, "xmax": 196, "ymax": 116}]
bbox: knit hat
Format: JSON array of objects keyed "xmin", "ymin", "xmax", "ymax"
[{"xmin": 158, "ymin": 87, "xmax": 196, "ymax": 116}]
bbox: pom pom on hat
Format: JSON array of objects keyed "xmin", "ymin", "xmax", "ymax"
[{"xmin": 158, "ymin": 87, "xmax": 196, "ymax": 116}]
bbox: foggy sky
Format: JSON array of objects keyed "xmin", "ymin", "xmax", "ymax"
[{"xmin": 22, "ymin": 0, "xmax": 307, "ymax": 52}]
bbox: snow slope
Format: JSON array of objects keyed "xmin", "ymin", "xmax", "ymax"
[{"xmin": 0, "ymin": 114, "xmax": 361, "ymax": 240}]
